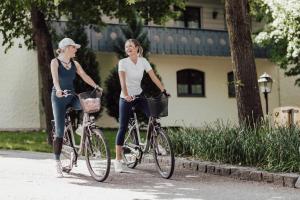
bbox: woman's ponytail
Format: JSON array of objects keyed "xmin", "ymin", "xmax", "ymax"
[
  {"xmin": 138, "ymin": 46, "xmax": 143, "ymax": 57},
  {"xmin": 55, "ymin": 48, "xmax": 61, "ymax": 55}
]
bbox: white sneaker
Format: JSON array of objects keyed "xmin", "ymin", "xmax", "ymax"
[
  {"xmin": 75, "ymin": 124, "xmax": 83, "ymax": 136},
  {"xmin": 56, "ymin": 160, "xmax": 64, "ymax": 178},
  {"xmin": 114, "ymin": 160, "xmax": 124, "ymax": 173}
]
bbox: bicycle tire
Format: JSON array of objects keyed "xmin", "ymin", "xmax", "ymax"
[
  {"xmin": 152, "ymin": 128, "xmax": 175, "ymax": 179},
  {"xmin": 61, "ymin": 126, "xmax": 75, "ymax": 173},
  {"xmin": 85, "ymin": 128, "xmax": 111, "ymax": 182},
  {"xmin": 122, "ymin": 128, "xmax": 139, "ymax": 169}
]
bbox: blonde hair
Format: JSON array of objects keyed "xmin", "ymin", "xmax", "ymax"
[
  {"xmin": 55, "ymin": 48, "xmax": 66, "ymax": 55},
  {"xmin": 125, "ymin": 39, "xmax": 143, "ymax": 57}
]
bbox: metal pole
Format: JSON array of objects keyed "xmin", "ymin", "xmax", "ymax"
[{"xmin": 264, "ymin": 92, "xmax": 268, "ymax": 115}]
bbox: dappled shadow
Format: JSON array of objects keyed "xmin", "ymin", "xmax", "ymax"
[
  {"xmin": 66, "ymin": 163, "xmax": 208, "ymax": 200},
  {"xmin": 2, "ymin": 150, "xmax": 300, "ymax": 200}
]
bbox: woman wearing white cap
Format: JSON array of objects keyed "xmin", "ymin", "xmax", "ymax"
[{"xmin": 50, "ymin": 37, "xmax": 101, "ymax": 178}]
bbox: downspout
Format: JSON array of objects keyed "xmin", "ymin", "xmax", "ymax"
[{"xmin": 276, "ymin": 65, "xmax": 281, "ymax": 107}]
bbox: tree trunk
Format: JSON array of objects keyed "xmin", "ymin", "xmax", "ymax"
[
  {"xmin": 30, "ymin": 5, "xmax": 54, "ymax": 144},
  {"xmin": 224, "ymin": 0, "xmax": 263, "ymax": 126}
]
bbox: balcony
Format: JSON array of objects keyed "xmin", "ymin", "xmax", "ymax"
[{"xmin": 54, "ymin": 23, "xmax": 267, "ymax": 58}]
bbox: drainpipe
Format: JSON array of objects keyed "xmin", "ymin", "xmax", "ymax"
[{"xmin": 276, "ymin": 66, "xmax": 281, "ymax": 107}]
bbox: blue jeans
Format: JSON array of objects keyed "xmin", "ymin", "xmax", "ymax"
[
  {"xmin": 51, "ymin": 90, "xmax": 81, "ymax": 138},
  {"xmin": 116, "ymin": 97, "xmax": 150, "ymax": 145}
]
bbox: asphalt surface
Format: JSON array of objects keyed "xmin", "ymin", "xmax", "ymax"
[{"xmin": 0, "ymin": 150, "xmax": 299, "ymax": 200}]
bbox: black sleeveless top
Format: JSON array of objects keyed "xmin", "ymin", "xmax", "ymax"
[{"xmin": 53, "ymin": 58, "xmax": 77, "ymax": 91}]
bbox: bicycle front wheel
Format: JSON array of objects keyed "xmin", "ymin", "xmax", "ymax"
[
  {"xmin": 152, "ymin": 128, "xmax": 175, "ymax": 179},
  {"xmin": 122, "ymin": 128, "xmax": 139, "ymax": 169},
  {"xmin": 85, "ymin": 128, "xmax": 111, "ymax": 182},
  {"xmin": 61, "ymin": 127, "xmax": 75, "ymax": 173}
]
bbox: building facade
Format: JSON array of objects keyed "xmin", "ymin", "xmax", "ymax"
[{"xmin": 1, "ymin": 0, "xmax": 300, "ymax": 130}]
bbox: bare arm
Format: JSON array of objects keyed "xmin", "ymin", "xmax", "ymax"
[
  {"xmin": 147, "ymin": 69, "xmax": 165, "ymax": 92},
  {"xmin": 74, "ymin": 61, "xmax": 98, "ymax": 88},
  {"xmin": 50, "ymin": 59, "xmax": 63, "ymax": 97},
  {"xmin": 118, "ymin": 71, "xmax": 133, "ymax": 102}
]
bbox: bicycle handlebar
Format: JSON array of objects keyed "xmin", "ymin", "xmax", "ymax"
[
  {"xmin": 62, "ymin": 86, "xmax": 103, "ymax": 98},
  {"xmin": 62, "ymin": 90, "xmax": 74, "ymax": 97}
]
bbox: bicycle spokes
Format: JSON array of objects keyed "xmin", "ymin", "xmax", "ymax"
[
  {"xmin": 85, "ymin": 129, "xmax": 110, "ymax": 182},
  {"xmin": 152, "ymin": 129, "xmax": 175, "ymax": 179},
  {"xmin": 122, "ymin": 129, "xmax": 139, "ymax": 168}
]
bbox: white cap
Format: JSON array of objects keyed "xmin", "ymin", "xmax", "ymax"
[{"xmin": 58, "ymin": 38, "xmax": 81, "ymax": 49}]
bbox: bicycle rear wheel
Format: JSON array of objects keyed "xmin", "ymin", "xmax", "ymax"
[
  {"xmin": 85, "ymin": 128, "xmax": 110, "ymax": 182},
  {"xmin": 122, "ymin": 128, "xmax": 139, "ymax": 169},
  {"xmin": 152, "ymin": 128, "xmax": 175, "ymax": 179}
]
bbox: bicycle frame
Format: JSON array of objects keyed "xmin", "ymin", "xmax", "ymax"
[
  {"xmin": 129, "ymin": 108, "xmax": 159, "ymax": 153},
  {"xmin": 65, "ymin": 112, "xmax": 96, "ymax": 156}
]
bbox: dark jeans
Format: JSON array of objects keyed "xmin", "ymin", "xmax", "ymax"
[
  {"xmin": 116, "ymin": 97, "xmax": 150, "ymax": 146},
  {"xmin": 51, "ymin": 90, "xmax": 81, "ymax": 138}
]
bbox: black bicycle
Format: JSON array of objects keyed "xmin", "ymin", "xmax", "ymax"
[
  {"xmin": 122, "ymin": 93, "xmax": 175, "ymax": 179},
  {"xmin": 51, "ymin": 88, "xmax": 111, "ymax": 182}
]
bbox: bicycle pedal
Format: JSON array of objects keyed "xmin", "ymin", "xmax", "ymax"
[
  {"xmin": 62, "ymin": 166, "xmax": 71, "ymax": 173},
  {"xmin": 123, "ymin": 146, "xmax": 131, "ymax": 154}
]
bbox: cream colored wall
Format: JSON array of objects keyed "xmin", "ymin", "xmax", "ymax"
[
  {"xmin": 277, "ymin": 69, "xmax": 300, "ymax": 107},
  {"xmin": 0, "ymin": 38, "xmax": 41, "ymax": 131},
  {"xmin": 150, "ymin": 55, "xmax": 238, "ymax": 127},
  {"xmin": 1, "ymin": 44, "xmax": 299, "ymax": 130},
  {"xmin": 94, "ymin": 52, "xmax": 290, "ymax": 127},
  {"xmin": 142, "ymin": 55, "xmax": 282, "ymax": 127},
  {"xmin": 253, "ymin": 60, "xmax": 300, "ymax": 116},
  {"xmin": 153, "ymin": 0, "xmax": 226, "ymax": 30},
  {"xmin": 255, "ymin": 60, "xmax": 280, "ymax": 116}
]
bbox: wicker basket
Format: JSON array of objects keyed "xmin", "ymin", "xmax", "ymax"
[
  {"xmin": 146, "ymin": 94, "xmax": 168, "ymax": 118},
  {"xmin": 78, "ymin": 90, "xmax": 102, "ymax": 113}
]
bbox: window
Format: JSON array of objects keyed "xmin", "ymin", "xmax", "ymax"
[
  {"xmin": 227, "ymin": 71, "xmax": 236, "ymax": 98},
  {"xmin": 175, "ymin": 6, "xmax": 201, "ymax": 29},
  {"xmin": 177, "ymin": 69, "xmax": 205, "ymax": 97}
]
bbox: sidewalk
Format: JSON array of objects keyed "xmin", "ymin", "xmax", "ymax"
[
  {"xmin": 1, "ymin": 150, "xmax": 300, "ymax": 200},
  {"xmin": 143, "ymin": 156, "xmax": 300, "ymax": 189}
]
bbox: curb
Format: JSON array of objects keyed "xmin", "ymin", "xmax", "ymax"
[{"xmin": 144, "ymin": 156, "xmax": 300, "ymax": 189}]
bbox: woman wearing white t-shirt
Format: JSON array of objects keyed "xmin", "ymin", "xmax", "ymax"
[{"xmin": 115, "ymin": 39, "xmax": 167, "ymax": 172}]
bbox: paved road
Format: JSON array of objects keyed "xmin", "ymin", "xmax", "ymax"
[{"xmin": 0, "ymin": 150, "xmax": 299, "ymax": 200}]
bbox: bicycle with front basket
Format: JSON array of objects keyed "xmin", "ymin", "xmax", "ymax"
[
  {"xmin": 122, "ymin": 93, "xmax": 175, "ymax": 179},
  {"xmin": 51, "ymin": 88, "xmax": 111, "ymax": 182}
]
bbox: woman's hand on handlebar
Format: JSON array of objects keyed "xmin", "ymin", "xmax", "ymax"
[
  {"xmin": 124, "ymin": 95, "xmax": 134, "ymax": 102},
  {"xmin": 162, "ymin": 89, "xmax": 171, "ymax": 97},
  {"xmin": 94, "ymin": 84, "xmax": 103, "ymax": 92},
  {"xmin": 56, "ymin": 90, "xmax": 63, "ymax": 98}
]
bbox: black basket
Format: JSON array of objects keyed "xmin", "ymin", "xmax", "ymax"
[
  {"xmin": 146, "ymin": 94, "xmax": 168, "ymax": 118},
  {"xmin": 78, "ymin": 90, "xmax": 102, "ymax": 113}
]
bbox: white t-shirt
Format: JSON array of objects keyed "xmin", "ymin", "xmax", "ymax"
[{"xmin": 118, "ymin": 57, "xmax": 152, "ymax": 98}]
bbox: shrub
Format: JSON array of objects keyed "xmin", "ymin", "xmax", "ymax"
[{"xmin": 169, "ymin": 121, "xmax": 300, "ymax": 173}]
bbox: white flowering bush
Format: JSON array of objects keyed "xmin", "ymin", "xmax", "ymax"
[{"xmin": 254, "ymin": 0, "xmax": 300, "ymax": 84}]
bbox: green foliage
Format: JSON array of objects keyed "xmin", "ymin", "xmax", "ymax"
[
  {"xmin": 253, "ymin": 0, "xmax": 300, "ymax": 86},
  {"xmin": 169, "ymin": 121, "xmax": 300, "ymax": 173},
  {"xmin": 0, "ymin": 129, "xmax": 117, "ymax": 155},
  {"xmin": 113, "ymin": 12, "xmax": 150, "ymax": 59},
  {"xmin": 104, "ymin": 66, "xmax": 121, "ymax": 120},
  {"xmin": 0, "ymin": 0, "xmax": 185, "ymax": 52},
  {"xmin": 104, "ymin": 13, "xmax": 162, "ymax": 123},
  {"xmin": 0, "ymin": 131, "xmax": 52, "ymax": 153}
]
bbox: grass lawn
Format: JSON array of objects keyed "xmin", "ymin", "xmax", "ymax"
[{"xmin": 0, "ymin": 129, "xmax": 118, "ymax": 157}]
